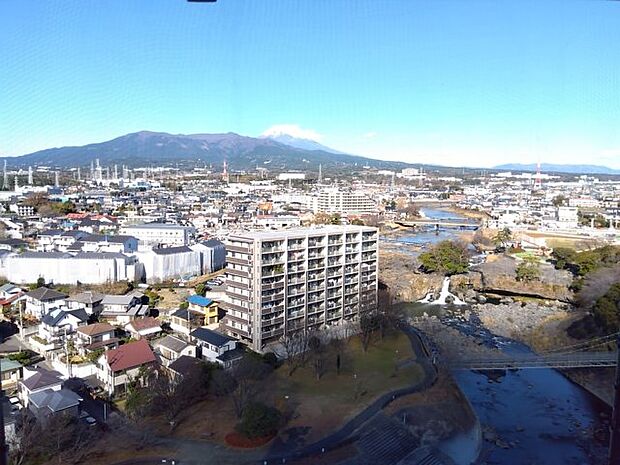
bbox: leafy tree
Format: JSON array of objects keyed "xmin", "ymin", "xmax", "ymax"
[
  {"xmin": 592, "ymin": 283, "xmax": 620, "ymax": 332},
  {"xmin": 515, "ymin": 256, "xmax": 541, "ymax": 282},
  {"xmin": 551, "ymin": 247, "xmax": 576, "ymax": 270},
  {"xmin": 235, "ymin": 402, "xmax": 281, "ymax": 439},
  {"xmin": 492, "ymin": 227, "xmax": 513, "ymax": 249},
  {"xmin": 418, "ymin": 240, "xmax": 470, "ymax": 275},
  {"xmin": 195, "ymin": 283, "xmax": 207, "ymax": 297},
  {"xmin": 552, "ymin": 195, "xmax": 568, "ymax": 207},
  {"xmin": 350, "ymin": 218, "xmax": 365, "ymax": 226}
]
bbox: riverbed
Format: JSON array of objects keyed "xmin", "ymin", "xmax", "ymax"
[
  {"xmin": 392, "ymin": 208, "xmax": 611, "ymax": 465},
  {"xmin": 396, "ymin": 301, "xmax": 610, "ymax": 465}
]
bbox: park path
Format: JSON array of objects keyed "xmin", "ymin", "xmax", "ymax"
[{"xmin": 112, "ymin": 323, "xmax": 438, "ymax": 465}]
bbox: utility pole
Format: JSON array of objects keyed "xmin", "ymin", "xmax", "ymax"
[{"xmin": 609, "ymin": 334, "xmax": 620, "ymax": 465}]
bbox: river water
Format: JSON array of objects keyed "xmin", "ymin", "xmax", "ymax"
[{"xmin": 395, "ymin": 208, "xmax": 611, "ymax": 465}]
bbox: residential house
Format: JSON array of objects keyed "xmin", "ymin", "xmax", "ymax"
[
  {"xmin": 22, "ymin": 287, "xmax": 68, "ymax": 320},
  {"xmin": 28, "ymin": 388, "xmax": 82, "ymax": 421},
  {"xmin": 154, "ymin": 335, "xmax": 196, "ymax": 367},
  {"xmin": 190, "ymin": 327, "xmax": 243, "ymax": 368},
  {"xmin": 0, "ymin": 283, "xmax": 24, "ymax": 312},
  {"xmin": 66, "ymin": 291, "xmax": 104, "ymax": 316},
  {"xmin": 75, "ymin": 322, "xmax": 119, "ymax": 355},
  {"xmin": 0, "ymin": 359, "xmax": 23, "ymax": 392},
  {"xmin": 100, "ymin": 292, "xmax": 149, "ymax": 325},
  {"xmin": 167, "ymin": 355, "xmax": 204, "ymax": 381},
  {"xmin": 97, "ymin": 339, "xmax": 157, "ymax": 396},
  {"xmin": 80, "ymin": 234, "xmax": 138, "ymax": 254},
  {"xmin": 36, "ymin": 307, "xmax": 89, "ymax": 351},
  {"xmin": 169, "ymin": 308, "xmax": 204, "ymax": 336},
  {"xmin": 125, "ymin": 317, "xmax": 162, "ymax": 340},
  {"xmin": 187, "ymin": 295, "xmax": 220, "ymax": 325},
  {"xmin": 19, "ymin": 367, "xmax": 64, "ymax": 407}
]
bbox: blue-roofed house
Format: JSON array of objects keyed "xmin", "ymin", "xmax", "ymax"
[
  {"xmin": 187, "ymin": 294, "xmax": 220, "ymax": 325},
  {"xmin": 189, "ymin": 327, "xmax": 243, "ymax": 368}
]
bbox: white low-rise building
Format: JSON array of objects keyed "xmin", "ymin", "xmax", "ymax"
[{"xmin": 119, "ymin": 223, "xmax": 193, "ymax": 246}]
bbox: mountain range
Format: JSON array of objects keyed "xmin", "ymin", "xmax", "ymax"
[
  {"xmin": 1, "ymin": 131, "xmax": 410, "ymax": 171},
  {"xmin": 493, "ymin": 163, "xmax": 620, "ymax": 175}
]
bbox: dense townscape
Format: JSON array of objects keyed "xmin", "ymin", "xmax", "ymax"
[{"xmin": 0, "ymin": 157, "xmax": 617, "ymax": 464}]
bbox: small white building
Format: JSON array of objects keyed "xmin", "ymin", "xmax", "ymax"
[
  {"xmin": 189, "ymin": 327, "xmax": 243, "ymax": 369},
  {"xmin": 119, "ymin": 223, "xmax": 193, "ymax": 246}
]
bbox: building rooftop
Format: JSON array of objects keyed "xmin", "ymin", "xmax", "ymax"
[
  {"xmin": 77, "ymin": 322, "xmax": 115, "ymax": 336},
  {"xmin": 190, "ymin": 327, "xmax": 234, "ymax": 347},
  {"xmin": 228, "ymin": 225, "xmax": 377, "ymax": 241},
  {"xmin": 105, "ymin": 339, "xmax": 156, "ymax": 372},
  {"xmin": 187, "ymin": 295, "xmax": 213, "ymax": 307},
  {"xmin": 25, "ymin": 287, "xmax": 68, "ymax": 302}
]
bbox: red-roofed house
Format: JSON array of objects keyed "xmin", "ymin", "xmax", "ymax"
[{"xmin": 97, "ymin": 339, "xmax": 157, "ymax": 396}]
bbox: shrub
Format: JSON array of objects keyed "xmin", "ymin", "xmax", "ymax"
[{"xmin": 235, "ymin": 402, "xmax": 281, "ymax": 439}]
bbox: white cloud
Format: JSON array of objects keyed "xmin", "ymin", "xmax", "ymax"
[
  {"xmin": 261, "ymin": 124, "xmax": 323, "ymax": 142},
  {"xmin": 362, "ymin": 131, "xmax": 377, "ymax": 139}
]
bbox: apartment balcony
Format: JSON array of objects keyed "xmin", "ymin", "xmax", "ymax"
[
  {"xmin": 327, "ymin": 279, "xmax": 342, "ymax": 288},
  {"xmin": 307, "ymin": 260, "xmax": 325, "ymax": 271},
  {"xmin": 287, "ymin": 241, "xmax": 305, "ymax": 250},
  {"xmin": 327, "ymin": 259, "xmax": 343, "ymax": 267},
  {"xmin": 288, "ymin": 253, "xmax": 305, "ymax": 262},
  {"xmin": 327, "ymin": 246, "xmax": 342, "ymax": 256},
  {"xmin": 344, "ymin": 286, "xmax": 359, "ymax": 295},
  {"xmin": 307, "ymin": 273, "xmax": 325, "ymax": 282},
  {"xmin": 361, "ymin": 264, "xmax": 377, "ymax": 272},
  {"xmin": 288, "ymin": 319, "xmax": 306, "ymax": 331},
  {"xmin": 328, "ymin": 239, "xmax": 343, "ymax": 246},
  {"xmin": 344, "ymin": 306, "xmax": 357, "ymax": 316},
  {"xmin": 227, "ymin": 244, "xmax": 250, "ymax": 253},
  {"xmin": 262, "ymin": 327, "xmax": 285, "ymax": 339},
  {"xmin": 326, "ymin": 269, "xmax": 342, "ymax": 278},
  {"xmin": 288, "ymin": 265, "xmax": 305, "ymax": 273},
  {"xmin": 228, "ymin": 256, "xmax": 250, "ymax": 265},
  {"xmin": 327, "ymin": 311, "xmax": 343, "ymax": 321},
  {"xmin": 361, "ymin": 273, "xmax": 377, "ymax": 282},
  {"xmin": 308, "ymin": 239, "xmax": 325, "ymax": 248},
  {"xmin": 308, "ymin": 251, "xmax": 324, "ymax": 259},
  {"xmin": 345, "ymin": 247, "xmax": 359, "ymax": 254},
  {"xmin": 362, "ymin": 244, "xmax": 377, "ymax": 252},
  {"xmin": 262, "ymin": 280, "xmax": 285, "ymax": 291},
  {"xmin": 307, "ymin": 306, "xmax": 325, "ymax": 316},
  {"xmin": 287, "ymin": 287, "xmax": 305, "ymax": 297},
  {"xmin": 262, "ymin": 292, "xmax": 284, "ymax": 303},
  {"xmin": 261, "ymin": 316, "xmax": 285, "ymax": 327},
  {"xmin": 307, "ymin": 304, "xmax": 325, "ymax": 313},
  {"xmin": 287, "ymin": 276, "xmax": 305, "ymax": 285},
  {"xmin": 362, "ymin": 233, "xmax": 378, "ymax": 241},
  {"xmin": 344, "ymin": 277, "xmax": 358, "ymax": 284},
  {"xmin": 345, "ymin": 234, "xmax": 359, "ymax": 243},
  {"xmin": 287, "ymin": 309, "xmax": 305, "ymax": 319},
  {"xmin": 344, "ymin": 297, "xmax": 359, "ymax": 305},
  {"xmin": 262, "ymin": 246, "xmax": 284, "ymax": 253},
  {"xmin": 263, "ymin": 267, "xmax": 285, "ymax": 277},
  {"xmin": 307, "ymin": 295, "xmax": 325, "ymax": 304},
  {"xmin": 262, "ymin": 257, "xmax": 285, "ymax": 266},
  {"xmin": 227, "ymin": 267, "xmax": 250, "ymax": 278},
  {"xmin": 262, "ymin": 303, "xmax": 285, "ymax": 315},
  {"xmin": 345, "ymin": 266, "xmax": 359, "ymax": 275},
  {"xmin": 362, "ymin": 254, "xmax": 377, "ymax": 262}
]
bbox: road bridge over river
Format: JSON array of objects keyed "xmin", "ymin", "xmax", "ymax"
[{"xmin": 396, "ymin": 219, "xmax": 482, "ymax": 229}]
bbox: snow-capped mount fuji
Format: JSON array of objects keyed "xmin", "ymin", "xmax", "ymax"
[{"xmin": 261, "ymin": 127, "xmax": 347, "ymax": 154}]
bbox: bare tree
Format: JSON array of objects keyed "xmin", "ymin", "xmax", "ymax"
[
  {"xmin": 229, "ymin": 354, "xmax": 272, "ymax": 418},
  {"xmin": 359, "ymin": 312, "xmax": 379, "ymax": 352}
]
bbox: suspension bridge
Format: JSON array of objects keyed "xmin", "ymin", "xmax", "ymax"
[{"xmin": 446, "ymin": 332, "xmax": 619, "ymax": 370}]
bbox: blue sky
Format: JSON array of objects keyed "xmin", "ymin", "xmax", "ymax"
[{"xmin": 1, "ymin": 0, "xmax": 620, "ymax": 168}]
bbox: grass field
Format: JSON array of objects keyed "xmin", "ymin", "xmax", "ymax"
[{"xmin": 170, "ymin": 330, "xmax": 424, "ymax": 445}]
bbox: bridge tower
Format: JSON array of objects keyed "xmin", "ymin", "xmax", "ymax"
[{"xmin": 609, "ymin": 334, "xmax": 620, "ymax": 465}]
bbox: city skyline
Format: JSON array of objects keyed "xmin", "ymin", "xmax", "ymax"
[{"xmin": 2, "ymin": 1, "xmax": 620, "ymax": 168}]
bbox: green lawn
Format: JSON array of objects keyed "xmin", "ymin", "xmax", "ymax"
[{"xmin": 266, "ymin": 331, "xmax": 424, "ymax": 441}]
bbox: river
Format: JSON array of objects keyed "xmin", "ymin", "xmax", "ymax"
[{"xmin": 394, "ymin": 208, "xmax": 611, "ymax": 465}]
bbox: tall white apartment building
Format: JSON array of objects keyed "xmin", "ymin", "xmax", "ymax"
[
  {"xmin": 316, "ymin": 188, "xmax": 376, "ymax": 214},
  {"xmin": 221, "ymin": 226, "xmax": 379, "ymax": 351}
]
